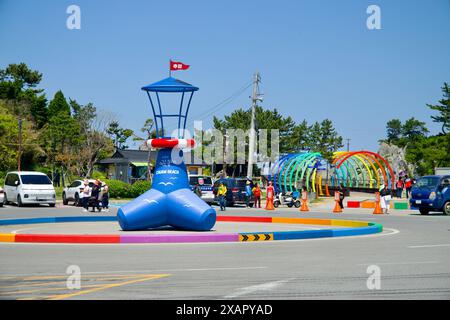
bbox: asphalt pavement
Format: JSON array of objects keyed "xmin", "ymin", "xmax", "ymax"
[{"xmin": 0, "ymin": 203, "xmax": 449, "ymax": 300}]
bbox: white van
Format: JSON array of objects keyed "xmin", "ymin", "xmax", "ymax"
[{"xmin": 3, "ymin": 171, "xmax": 56, "ymax": 207}]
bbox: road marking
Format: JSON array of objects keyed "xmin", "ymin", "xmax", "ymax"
[
  {"xmin": 356, "ymin": 261, "xmax": 439, "ymax": 266},
  {"xmin": 224, "ymin": 278, "xmax": 294, "ymax": 299},
  {"xmin": 24, "ymin": 274, "xmax": 170, "ymax": 300},
  {"xmin": 0, "ymin": 266, "xmax": 268, "ymax": 279},
  {"xmin": 0, "ymin": 284, "xmax": 102, "ymax": 295},
  {"xmin": 408, "ymin": 243, "xmax": 450, "ymax": 249}
]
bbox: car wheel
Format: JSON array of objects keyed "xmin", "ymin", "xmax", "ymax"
[
  {"xmin": 294, "ymin": 201, "xmax": 301, "ymax": 208},
  {"xmin": 3, "ymin": 194, "xmax": 8, "ymax": 205},
  {"xmin": 443, "ymin": 201, "xmax": 450, "ymax": 215},
  {"xmin": 17, "ymin": 195, "xmax": 23, "ymax": 207},
  {"xmin": 49, "ymin": 203, "xmax": 56, "ymax": 207},
  {"xmin": 74, "ymin": 193, "xmax": 80, "ymax": 206},
  {"xmin": 62, "ymin": 192, "xmax": 68, "ymax": 205},
  {"xmin": 248, "ymin": 203, "xmax": 254, "ymax": 208},
  {"xmin": 419, "ymin": 208, "xmax": 429, "ymax": 215}
]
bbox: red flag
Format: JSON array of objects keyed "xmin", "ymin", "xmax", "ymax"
[{"xmin": 170, "ymin": 60, "xmax": 190, "ymax": 71}]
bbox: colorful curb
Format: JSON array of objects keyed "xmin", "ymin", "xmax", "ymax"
[{"xmin": 0, "ymin": 215, "xmax": 383, "ymax": 244}]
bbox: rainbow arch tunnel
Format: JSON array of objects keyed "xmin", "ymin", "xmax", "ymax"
[{"xmin": 269, "ymin": 151, "xmax": 395, "ymax": 195}]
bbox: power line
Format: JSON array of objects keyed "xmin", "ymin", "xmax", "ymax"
[{"xmin": 188, "ymin": 80, "xmax": 253, "ymax": 126}]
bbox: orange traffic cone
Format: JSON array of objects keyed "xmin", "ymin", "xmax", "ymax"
[
  {"xmin": 300, "ymin": 190, "xmax": 309, "ymax": 212},
  {"xmin": 373, "ymin": 191, "xmax": 383, "ymax": 214},
  {"xmin": 325, "ymin": 184, "xmax": 331, "ymax": 197},
  {"xmin": 333, "ymin": 191, "xmax": 342, "ymax": 213},
  {"xmin": 265, "ymin": 185, "xmax": 275, "ymax": 210},
  {"xmin": 265, "ymin": 199, "xmax": 274, "ymax": 210}
]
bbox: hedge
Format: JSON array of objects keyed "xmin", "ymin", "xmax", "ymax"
[{"xmin": 103, "ymin": 179, "xmax": 151, "ymax": 198}]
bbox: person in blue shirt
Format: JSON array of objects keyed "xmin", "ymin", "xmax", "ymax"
[{"xmin": 245, "ymin": 180, "xmax": 253, "ymax": 208}]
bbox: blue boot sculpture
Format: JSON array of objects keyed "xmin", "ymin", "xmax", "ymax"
[{"xmin": 117, "ymin": 139, "xmax": 216, "ymax": 231}]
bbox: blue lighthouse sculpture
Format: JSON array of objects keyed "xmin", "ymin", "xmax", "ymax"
[{"xmin": 117, "ymin": 77, "xmax": 216, "ymax": 231}]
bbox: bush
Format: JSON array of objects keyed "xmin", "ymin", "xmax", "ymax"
[
  {"xmin": 104, "ymin": 179, "xmax": 130, "ymax": 198},
  {"xmin": 91, "ymin": 170, "xmax": 106, "ymax": 180},
  {"xmin": 103, "ymin": 179, "xmax": 151, "ymax": 198},
  {"xmin": 130, "ymin": 180, "xmax": 151, "ymax": 197}
]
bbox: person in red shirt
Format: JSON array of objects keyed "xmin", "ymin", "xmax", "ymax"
[
  {"xmin": 396, "ymin": 177, "xmax": 404, "ymax": 198},
  {"xmin": 252, "ymin": 183, "xmax": 262, "ymax": 208},
  {"xmin": 404, "ymin": 175, "xmax": 413, "ymax": 198}
]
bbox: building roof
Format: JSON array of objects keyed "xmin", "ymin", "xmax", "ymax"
[{"xmin": 96, "ymin": 149, "xmax": 207, "ymax": 166}]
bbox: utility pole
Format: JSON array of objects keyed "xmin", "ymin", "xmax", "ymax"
[
  {"xmin": 346, "ymin": 138, "xmax": 350, "ymax": 152},
  {"xmin": 18, "ymin": 117, "xmax": 22, "ymax": 171},
  {"xmin": 247, "ymin": 72, "xmax": 262, "ymax": 180}
]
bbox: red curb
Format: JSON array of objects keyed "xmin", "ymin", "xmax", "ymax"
[{"xmin": 15, "ymin": 234, "xmax": 120, "ymax": 244}]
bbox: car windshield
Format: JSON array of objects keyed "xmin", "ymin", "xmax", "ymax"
[
  {"xmin": 416, "ymin": 177, "xmax": 439, "ymax": 188},
  {"xmin": 20, "ymin": 175, "xmax": 52, "ymax": 185},
  {"xmin": 190, "ymin": 177, "xmax": 212, "ymax": 185}
]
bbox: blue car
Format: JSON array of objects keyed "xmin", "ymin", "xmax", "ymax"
[{"xmin": 410, "ymin": 175, "xmax": 450, "ymax": 215}]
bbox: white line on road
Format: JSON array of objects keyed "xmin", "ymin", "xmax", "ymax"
[
  {"xmin": 408, "ymin": 244, "xmax": 450, "ymax": 249},
  {"xmin": 224, "ymin": 278, "xmax": 294, "ymax": 299},
  {"xmin": 356, "ymin": 261, "xmax": 439, "ymax": 266}
]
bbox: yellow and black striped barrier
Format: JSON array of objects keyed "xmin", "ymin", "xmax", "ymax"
[{"xmin": 239, "ymin": 233, "xmax": 274, "ymax": 242}]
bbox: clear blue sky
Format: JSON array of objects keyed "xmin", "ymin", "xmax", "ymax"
[{"xmin": 1, "ymin": 0, "xmax": 449, "ymax": 151}]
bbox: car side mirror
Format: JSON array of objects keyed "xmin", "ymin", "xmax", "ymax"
[{"xmin": 14, "ymin": 180, "xmax": 20, "ymax": 186}]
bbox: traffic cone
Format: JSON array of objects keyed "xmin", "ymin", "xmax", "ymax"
[
  {"xmin": 325, "ymin": 185, "xmax": 331, "ymax": 197},
  {"xmin": 300, "ymin": 199, "xmax": 309, "ymax": 212},
  {"xmin": 373, "ymin": 192, "xmax": 383, "ymax": 214},
  {"xmin": 265, "ymin": 198, "xmax": 275, "ymax": 210},
  {"xmin": 333, "ymin": 191, "xmax": 342, "ymax": 213},
  {"xmin": 300, "ymin": 190, "xmax": 309, "ymax": 212},
  {"xmin": 265, "ymin": 185, "xmax": 275, "ymax": 210}
]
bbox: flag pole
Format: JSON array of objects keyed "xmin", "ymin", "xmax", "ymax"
[{"xmin": 169, "ymin": 59, "xmax": 172, "ymax": 77}]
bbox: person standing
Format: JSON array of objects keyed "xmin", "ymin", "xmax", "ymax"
[
  {"xmin": 266, "ymin": 181, "xmax": 275, "ymax": 209},
  {"xmin": 53, "ymin": 170, "xmax": 60, "ymax": 187},
  {"xmin": 81, "ymin": 180, "xmax": 90, "ymax": 212},
  {"xmin": 252, "ymin": 183, "xmax": 262, "ymax": 208},
  {"xmin": 338, "ymin": 184, "xmax": 346, "ymax": 209},
  {"xmin": 404, "ymin": 175, "xmax": 412, "ymax": 198},
  {"xmin": 217, "ymin": 182, "xmax": 227, "ymax": 211},
  {"xmin": 101, "ymin": 183, "xmax": 110, "ymax": 212},
  {"xmin": 380, "ymin": 183, "xmax": 391, "ymax": 214},
  {"xmin": 245, "ymin": 180, "xmax": 253, "ymax": 208},
  {"xmin": 193, "ymin": 183, "xmax": 202, "ymax": 198},
  {"xmin": 396, "ymin": 177, "xmax": 404, "ymax": 198},
  {"xmin": 89, "ymin": 179, "xmax": 101, "ymax": 212}
]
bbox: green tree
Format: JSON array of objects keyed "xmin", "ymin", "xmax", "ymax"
[
  {"xmin": 386, "ymin": 119, "xmax": 402, "ymax": 144},
  {"xmin": 307, "ymin": 119, "xmax": 343, "ymax": 162},
  {"xmin": 0, "ymin": 63, "xmax": 42, "ymax": 101},
  {"xmin": 69, "ymin": 99, "xmax": 114, "ymax": 177},
  {"xmin": 427, "ymin": 82, "xmax": 450, "ymax": 134},
  {"xmin": 106, "ymin": 120, "xmax": 134, "ymax": 150},
  {"xmin": 30, "ymin": 94, "xmax": 48, "ymax": 129},
  {"xmin": 402, "ymin": 117, "xmax": 429, "ymax": 142},
  {"xmin": 47, "ymin": 90, "xmax": 70, "ymax": 118}
]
